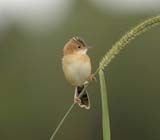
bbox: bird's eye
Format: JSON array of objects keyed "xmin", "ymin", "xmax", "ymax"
[{"xmin": 77, "ymin": 45, "xmax": 81, "ymax": 49}]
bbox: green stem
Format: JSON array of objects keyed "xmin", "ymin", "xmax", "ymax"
[
  {"xmin": 49, "ymin": 103, "xmax": 75, "ymax": 140},
  {"xmin": 99, "ymin": 70, "xmax": 110, "ymax": 140},
  {"xmin": 49, "ymin": 82, "xmax": 89, "ymax": 140}
]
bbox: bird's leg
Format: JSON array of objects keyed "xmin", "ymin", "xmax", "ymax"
[{"xmin": 74, "ymin": 87, "xmax": 81, "ymax": 104}]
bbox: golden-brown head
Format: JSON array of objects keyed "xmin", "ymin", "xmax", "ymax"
[{"xmin": 63, "ymin": 37, "xmax": 88, "ymax": 55}]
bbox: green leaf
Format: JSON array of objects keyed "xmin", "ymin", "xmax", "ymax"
[{"xmin": 99, "ymin": 70, "xmax": 111, "ymax": 140}]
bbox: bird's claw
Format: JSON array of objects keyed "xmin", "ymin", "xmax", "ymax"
[
  {"xmin": 74, "ymin": 97, "xmax": 81, "ymax": 104},
  {"xmin": 88, "ymin": 74, "xmax": 97, "ymax": 82}
]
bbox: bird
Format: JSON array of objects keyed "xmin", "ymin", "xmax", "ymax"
[{"xmin": 62, "ymin": 36, "xmax": 94, "ymax": 109}]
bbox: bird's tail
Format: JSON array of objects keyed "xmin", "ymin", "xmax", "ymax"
[{"xmin": 74, "ymin": 85, "xmax": 90, "ymax": 109}]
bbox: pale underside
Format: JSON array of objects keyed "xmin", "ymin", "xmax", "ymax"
[{"xmin": 62, "ymin": 53, "xmax": 91, "ymax": 86}]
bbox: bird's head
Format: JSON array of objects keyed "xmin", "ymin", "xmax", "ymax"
[{"xmin": 63, "ymin": 37, "xmax": 88, "ymax": 55}]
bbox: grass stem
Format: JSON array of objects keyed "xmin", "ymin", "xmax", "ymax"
[
  {"xmin": 49, "ymin": 103, "xmax": 75, "ymax": 140},
  {"xmin": 99, "ymin": 70, "xmax": 110, "ymax": 140},
  {"xmin": 49, "ymin": 82, "xmax": 89, "ymax": 140}
]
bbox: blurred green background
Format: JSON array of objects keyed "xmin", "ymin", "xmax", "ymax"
[{"xmin": 0, "ymin": 0, "xmax": 160, "ymax": 140}]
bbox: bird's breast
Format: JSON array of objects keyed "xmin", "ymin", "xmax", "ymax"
[{"xmin": 62, "ymin": 54, "xmax": 91, "ymax": 86}]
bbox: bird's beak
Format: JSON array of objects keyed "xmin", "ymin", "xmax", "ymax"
[{"xmin": 87, "ymin": 45, "xmax": 92, "ymax": 49}]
